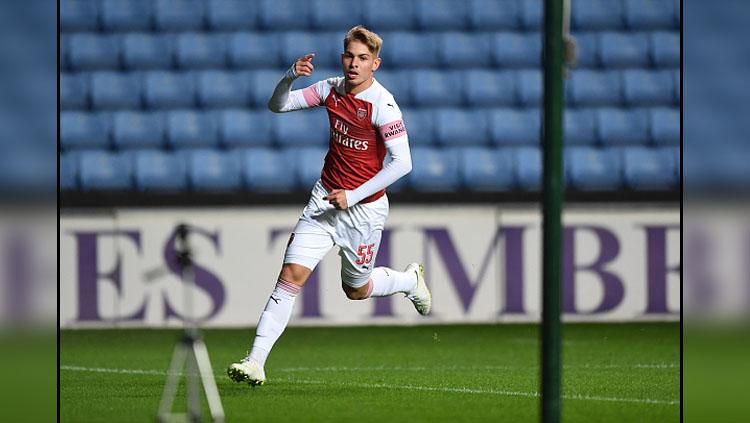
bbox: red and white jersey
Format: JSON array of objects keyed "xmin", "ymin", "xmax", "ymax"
[{"xmin": 296, "ymin": 77, "xmax": 407, "ymax": 203}]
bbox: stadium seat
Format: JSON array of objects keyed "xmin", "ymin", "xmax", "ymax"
[
  {"xmin": 249, "ymin": 69, "xmax": 284, "ymax": 107},
  {"xmin": 651, "ymin": 31, "xmax": 679, "ymax": 67},
  {"xmin": 567, "ymin": 70, "xmax": 622, "ymax": 106},
  {"xmin": 411, "ymin": 70, "xmax": 462, "ymax": 107},
  {"xmin": 464, "ymin": 70, "xmax": 516, "ymax": 107},
  {"xmin": 519, "ymin": 0, "xmax": 542, "ymax": 30},
  {"xmin": 196, "ymin": 70, "xmax": 249, "ymax": 108},
  {"xmin": 154, "ymin": 0, "xmax": 205, "ymax": 30},
  {"xmin": 566, "ymin": 147, "xmax": 622, "ymax": 190},
  {"xmin": 311, "ymin": 0, "xmax": 362, "ymax": 30},
  {"xmin": 598, "ymin": 32, "xmax": 650, "ymax": 68},
  {"xmin": 294, "ymin": 146, "xmax": 328, "ymax": 189},
  {"xmin": 517, "ymin": 70, "xmax": 542, "ymax": 106},
  {"xmin": 219, "ymin": 109, "xmax": 273, "ymax": 148},
  {"xmin": 572, "ymin": 0, "xmax": 624, "ymax": 30},
  {"xmin": 60, "ymin": 153, "xmax": 77, "ymax": 190},
  {"xmin": 241, "ymin": 148, "xmax": 296, "ymax": 191},
  {"xmin": 259, "ymin": 0, "xmax": 310, "ymax": 30},
  {"xmin": 383, "ymin": 32, "xmax": 439, "ymax": 69},
  {"xmin": 121, "ymin": 33, "xmax": 175, "ymax": 70},
  {"xmin": 514, "ymin": 146, "xmax": 541, "ymax": 191},
  {"xmin": 101, "ymin": 0, "xmax": 153, "ymax": 31},
  {"xmin": 564, "ymin": 109, "xmax": 598, "ymax": 145},
  {"xmin": 375, "ymin": 70, "xmax": 410, "ymax": 105},
  {"xmin": 435, "ymin": 109, "xmax": 489, "ymax": 146},
  {"xmin": 112, "ymin": 111, "xmax": 165, "ymax": 150},
  {"xmin": 597, "ymin": 108, "xmax": 650, "ymax": 145},
  {"xmin": 281, "ymin": 32, "xmax": 336, "ymax": 69},
  {"xmin": 61, "ymin": 0, "xmax": 99, "ymax": 31},
  {"xmin": 491, "ymin": 32, "xmax": 541, "ymax": 68},
  {"xmin": 143, "ymin": 71, "xmax": 195, "ymax": 109},
  {"xmin": 622, "ymin": 70, "xmax": 674, "ymax": 105},
  {"xmin": 460, "ymin": 147, "xmax": 514, "ymax": 191},
  {"xmin": 650, "ymin": 107, "xmax": 679, "ymax": 145},
  {"xmin": 273, "ymin": 109, "xmax": 330, "ymax": 147},
  {"xmin": 440, "ymin": 33, "xmax": 491, "ymax": 68},
  {"xmin": 61, "ymin": 112, "xmax": 111, "ymax": 150},
  {"xmin": 409, "ymin": 147, "xmax": 460, "ymax": 192},
  {"xmin": 400, "ymin": 108, "xmax": 434, "ymax": 146},
  {"xmin": 415, "ymin": 0, "xmax": 468, "ymax": 30},
  {"xmin": 624, "ymin": 0, "xmax": 676, "ymax": 29},
  {"xmin": 60, "ymin": 34, "xmax": 70, "ymax": 70},
  {"xmin": 166, "ymin": 111, "xmax": 218, "ymax": 149},
  {"xmin": 61, "ymin": 73, "xmax": 88, "ymax": 109},
  {"xmin": 572, "ymin": 32, "xmax": 599, "ymax": 68},
  {"xmin": 175, "ymin": 33, "xmax": 227, "ymax": 69},
  {"xmin": 78, "ymin": 150, "xmax": 132, "ymax": 190},
  {"xmin": 468, "ymin": 0, "xmax": 520, "ymax": 30},
  {"xmin": 133, "ymin": 150, "xmax": 188, "ymax": 191},
  {"xmin": 68, "ymin": 33, "xmax": 120, "ymax": 70},
  {"xmin": 489, "ymin": 108, "xmax": 540, "ymax": 145},
  {"xmin": 228, "ymin": 32, "xmax": 280, "ymax": 68},
  {"xmin": 90, "ymin": 72, "xmax": 142, "ymax": 110},
  {"xmin": 621, "ymin": 146, "xmax": 677, "ymax": 190},
  {"xmin": 364, "ymin": 0, "xmax": 416, "ymax": 30},
  {"xmin": 207, "ymin": 0, "xmax": 258, "ymax": 30},
  {"xmin": 186, "ymin": 149, "xmax": 242, "ymax": 190}
]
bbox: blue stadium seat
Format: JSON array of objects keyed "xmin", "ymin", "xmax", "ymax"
[
  {"xmin": 101, "ymin": 0, "xmax": 153, "ymax": 31},
  {"xmin": 491, "ymin": 32, "xmax": 541, "ymax": 67},
  {"xmin": 197, "ymin": 70, "xmax": 249, "ymax": 108},
  {"xmin": 166, "ymin": 111, "xmax": 218, "ymax": 148},
  {"xmin": 259, "ymin": 0, "xmax": 310, "ymax": 30},
  {"xmin": 61, "ymin": 73, "xmax": 88, "ymax": 109},
  {"xmin": 624, "ymin": 0, "xmax": 676, "ymax": 29},
  {"xmin": 440, "ymin": 33, "xmax": 491, "ymax": 68},
  {"xmin": 566, "ymin": 147, "xmax": 622, "ymax": 190},
  {"xmin": 572, "ymin": 32, "xmax": 599, "ymax": 67},
  {"xmin": 60, "ymin": 34, "xmax": 70, "ymax": 70},
  {"xmin": 519, "ymin": 0, "xmax": 542, "ymax": 30},
  {"xmin": 517, "ymin": 70, "xmax": 542, "ymax": 106},
  {"xmin": 409, "ymin": 147, "xmax": 460, "ymax": 192},
  {"xmin": 249, "ymin": 69, "xmax": 284, "ymax": 107},
  {"xmin": 281, "ymin": 32, "xmax": 336, "ymax": 69},
  {"xmin": 489, "ymin": 108, "xmax": 540, "ymax": 145},
  {"xmin": 621, "ymin": 146, "xmax": 677, "ymax": 190},
  {"xmin": 219, "ymin": 109, "xmax": 273, "ymax": 147},
  {"xmin": 364, "ymin": 0, "xmax": 415, "ymax": 30},
  {"xmin": 565, "ymin": 109, "xmax": 598, "ymax": 145},
  {"xmin": 112, "ymin": 111, "xmax": 165, "ymax": 150},
  {"xmin": 61, "ymin": 112, "xmax": 111, "ymax": 150},
  {"xmin": 273, "ymin": 109, "xmax": 330, "ymax": 147},
  {"xmin": 383, "ymin": 32, "xmax": 439, "ymax": 69},
  {"xmin": 464, "ymin": 70, "xmax": 516, "ymax": 107},
  {"xmin": 415, "ymin": 0, "xmax": 468, "ymax": 30},
  {"xmin": 241, "ymin": 148, "xmax": 296, "ymax": 191},
  {"xmin": 375, "ymin": 70, "xmax": 410, "ymax": 105},
  {"xmin": 61, "ymin": 0, "xmax": 99, "ymax": 31},
  {"xmin": 411, "ymin": 70, "xmax": 462, "ymax": 107},
  {"xmin": 460, "ymin": 147, "xmax": 514, "ymax": 191},
  {"xmin": 567, "ymin": 70, "xmax": 622, "ymax": 106},
  {"xmin": 60, "ymin": 153, "xmax": 78, "ymax": 190},
  {"xmin": 207, "ymin": 0, "xmax": 258, "ymax": 30},
  {"xmin": 294, "ymin": 147, "xmax": 328, "ymax": 189},
  {"xmin": 400, "ymin": 108, "xmax": 434, "ymax": 146},
  {"xmin": 435, "ymin": 109, "xmax": 489, "ymax": 146},
  {"xmin": 597, "ymin": 108, "xmax": 650, "ymax": 145},
  {"xmin": 311, "ymin": 0, "xmax": 362, "ymax": 30},
  {"xmin": 68, "ymin": 33, "xmax": 120, "ymax": 70},
  {"xmin": 650, "ymin": 107, "xmax": 679, "ymax": 145},
  {"xmin": 121, "ymin": 33, "xmax": 174, "ymax": 69},
  {"xmin": 133, "ymin": 150, "xmax": 187, "ymax": 191},
  {"xmin": 143, "ymin": 71, "xmax": 195, "ymax": 109},
  {"xmin": 175, "ymin": 33, "xmax": 227, "ymax": 69},
  {"xmin": 651, "ymin": 31, "xmax": 679, "ymax": 67},
  {"xmin": 78, "ymin": 150, "xmax": 132, "ymax": 190},
  {"xmin": 314, "ymin": 67, "xmax": 342, "ymax": 81},
  {"xmin": 468, "ymin": 0, "xmax": 520, "ymax": 30},
  {"xmin": 154, "ymin": 0, "xmax": 205, "ymax": 30},
  {"xmin": 622, "ymin": 70, "xmax": 674, "ymax": 105},
  {"xmin": 186, "ymin": 149, "xmax": 242, "ymax": 190},
  {"xmin": 572, "ymin": 0, "xmax": 624, "ymax": 30},
  {"xmin": 599, "ymin": 32, "xmax": 650, "ymax": 67},
  {"xmin": 90, "ymin": 72, "xmax": 142, "ymax": 109},
  {"xmin": 228, "ymin": 32, "xmax": 280, "ymax": 68},
  {"xmin": 514, "ymin": 146, "xmax": 541, "ymax": 191}
]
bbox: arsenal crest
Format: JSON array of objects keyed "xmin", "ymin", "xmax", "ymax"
[{"xmin": 356, "ymin": 107, "xmax": 368, "ymax": 120}]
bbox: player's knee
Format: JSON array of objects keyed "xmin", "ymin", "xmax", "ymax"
[
  {"xmin": 341, "ymin": 282, "xmax": 369, "ymax": 300},
  {"xmin": 279, "ymin": 263, "xmax": 309, "ymax": 286}
]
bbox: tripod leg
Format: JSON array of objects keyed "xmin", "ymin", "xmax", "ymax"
[
  {"xmin": 157, "ymin": 342, "xmax": 187, "ymax": 421},
  {"xmin": 193, "ymin": 340, "xmax": 225, "ymax": 422},
  {"xmin": 187, "ymin": 346, "xmax": 201, "ymax": 422}
]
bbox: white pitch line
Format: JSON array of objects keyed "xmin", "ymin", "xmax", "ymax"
[{"xmin": 60, "ymin": 365, "xmax": 679, "ymax": 406}]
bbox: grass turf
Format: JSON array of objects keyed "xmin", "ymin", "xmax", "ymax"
[{"xmin": 60, "ymin": 323, "xmax": 679, "ymax": 422}]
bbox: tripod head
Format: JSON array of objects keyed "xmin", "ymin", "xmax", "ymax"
[{"xmin": 175, "ymin": 223, "xmax": 193, "ymax": 269}]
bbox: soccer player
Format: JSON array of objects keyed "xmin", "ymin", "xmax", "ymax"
[{"xmin": 228, "ymin": 26, "xmax": 432, "ymax": 386}]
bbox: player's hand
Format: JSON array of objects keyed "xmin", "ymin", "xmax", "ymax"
[
  {"xmin": 323, "ymin": 189, "xmax": 348, "ymax": 210},
  {"xmin": 294, "ymin": 53, "xmax": 315, "ymax": 77}
]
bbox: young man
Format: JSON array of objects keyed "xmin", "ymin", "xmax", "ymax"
[{"xmin": 228, "ymin": 26, "xmax": 432, "ymax": 386}]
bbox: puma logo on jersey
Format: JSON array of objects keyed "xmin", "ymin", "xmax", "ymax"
[
  {"xmin": 387, "ymin": 103, "xmax": 394, "ymax": 108},
  {"xmin": 331, "ymin": 95, "xmax": 340, "ymax": 108}
]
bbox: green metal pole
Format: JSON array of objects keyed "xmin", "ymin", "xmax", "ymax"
[{"xmin": 541, "ymin": 0, "xmax": 564, "ymax": 422}]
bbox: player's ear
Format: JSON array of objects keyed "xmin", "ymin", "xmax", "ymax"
[{"xmin": 372, "ymin": 57, "xmax": 381, "ymax": 71}]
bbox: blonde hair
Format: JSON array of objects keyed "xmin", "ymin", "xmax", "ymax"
[{"xmin": 343, "ymin": 25, "xmax": 383, "ymax": 58}]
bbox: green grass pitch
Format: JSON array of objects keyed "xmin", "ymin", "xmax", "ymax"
[{"xmin": 61, "ymin": 323, "xmax": 679, "ymax": 422}]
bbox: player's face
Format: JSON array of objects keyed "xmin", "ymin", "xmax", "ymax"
[{"xmin": 341, "ymin": 40, "xmax": 381, "ymax": 88}]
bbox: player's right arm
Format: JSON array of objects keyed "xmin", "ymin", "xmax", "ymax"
[{"xmin": 267, "ymin": 53, "xmax": 325, "ymax": 113}]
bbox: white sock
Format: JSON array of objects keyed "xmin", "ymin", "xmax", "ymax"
[
  {"xmin": 365, "ymin": 267, "xmax": 417, "ymax": 298},
  {"xmin": 249, "ymin": 279, "xmax": 300, "ymax": 366}
]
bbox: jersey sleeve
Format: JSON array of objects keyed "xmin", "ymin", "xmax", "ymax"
[
  {"xmin": 374, "ymin": 95, "xmax": 408, "ymax": 146},
  {"xmin": 293, "ymin": 79, "xmax": 329, "ymax": 108},
  {"xmin": 268, "ymin": 70, "xmax": 331, "ymax": 112}
]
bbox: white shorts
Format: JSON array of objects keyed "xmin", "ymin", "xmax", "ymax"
[{"xmin": 284, "ymin": 180, "xmax": 389, "ymax": 288}]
